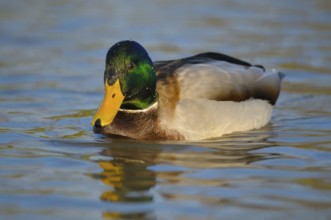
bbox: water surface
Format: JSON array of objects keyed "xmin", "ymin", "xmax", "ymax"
[{"xmin": 1, "ymin": 0, "xmax": 331, "ymax": 219}]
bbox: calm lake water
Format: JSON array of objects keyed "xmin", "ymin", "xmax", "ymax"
[{"xmin": 1, "ymin": 0, "xmax": 331, "ymax": 219}]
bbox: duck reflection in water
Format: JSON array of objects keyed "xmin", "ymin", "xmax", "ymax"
[
  {"xmin": 98, "ymin": 154, "xmax": 156, "ymax": 203},
  {"xmin": 91, "ymin": 132, "xmax": 280, "ymax": 219},
  {"xmin": 91, "ymin": 142, "xmax": 160, "ymax": 219}
]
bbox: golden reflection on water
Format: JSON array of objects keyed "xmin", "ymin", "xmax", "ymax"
[
  {"xmin": 82, "ymin": 123, "xmax": 331, "ymax": 219},
  {"xmin": 88, "ymin": 131, "xmax": 285, "ymax": 219},
  {"xmin": 92, "ymin": 145, "xmax": 158, "ymax": 219}
]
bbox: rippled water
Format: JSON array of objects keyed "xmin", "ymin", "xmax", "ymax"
[{"xmin": 1, "ymin": 0, "xmax": 331, "ymax": 219}]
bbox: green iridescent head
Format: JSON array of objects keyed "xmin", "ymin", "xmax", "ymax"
[{"xmin": 105, "ymin": 40, "xmax": 157, "ymax": 109}]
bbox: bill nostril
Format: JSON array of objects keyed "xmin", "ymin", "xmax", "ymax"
[{"xmin": 94, "ymin": 119, "xmax": 102, "ymax": 128}]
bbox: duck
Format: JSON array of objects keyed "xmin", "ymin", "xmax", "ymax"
[{"xmin": 91, "ymin": 40, "xmax": 284, "ymax": 141}]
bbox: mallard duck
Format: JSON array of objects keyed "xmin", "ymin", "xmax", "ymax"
[{"xmin": 91, "ymin": 40, "xmax": 283, "ymax": 140}]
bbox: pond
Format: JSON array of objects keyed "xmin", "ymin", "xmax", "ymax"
[{"xmin": 1, "ymin": 0, "xmax": 331, "ymax": 219}]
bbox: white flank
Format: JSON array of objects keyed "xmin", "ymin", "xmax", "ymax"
[
  {"xmin": 159, "ymin": 61, "xmax": 279, "ymax": 140},
  {"xmin": 163, "ymin": 99, "xmax": 272, "ymax": 140}
]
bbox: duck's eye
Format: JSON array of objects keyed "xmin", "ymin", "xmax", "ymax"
[{"xmin": 128, "ymin": 62, "xmax": 135, "ymax": 70}]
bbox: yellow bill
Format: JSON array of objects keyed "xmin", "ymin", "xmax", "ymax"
[{"xmin": 91, "ymin": 79, "xmax": 124, "ymax": 127}]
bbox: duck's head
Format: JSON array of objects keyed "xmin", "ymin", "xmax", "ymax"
[{"xmin": 91, "ymin": 40, "xmax": 157, "ymax": 128}]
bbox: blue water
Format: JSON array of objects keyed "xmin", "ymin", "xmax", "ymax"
[{"xmin": 1, "ymin": 0, "xmax": 331, "ymax": 219}]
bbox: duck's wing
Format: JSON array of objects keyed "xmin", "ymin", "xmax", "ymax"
[
  {"xmin": 154, "ymin": 52, "xmax": 264, "ymax": 72},
  {"xmin": 154, "ymin": 52, "xmax": 283, "ymax": 105}
]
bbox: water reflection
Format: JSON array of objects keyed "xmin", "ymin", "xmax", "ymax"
[
  {"xmin": 90, "ymin": 142, "xmax": 159, "ymax": 219},
  {"xmin": 89, "ymin": 130, "xmax": 281, "ymax": 219},
  {"xmin": 97, "ymin": 159, "xmax": 155, "ymax": 203}
]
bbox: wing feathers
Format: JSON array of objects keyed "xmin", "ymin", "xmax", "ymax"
[
  {"xmin": 174, "ymin": 62, "xmax": 282, "ymax": 105},
  {"xmin": 155, "ymin": 53, "xmax": 283, "ymax": 106}
]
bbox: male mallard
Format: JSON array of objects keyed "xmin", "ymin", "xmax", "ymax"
[{"xmin": 91, "ymin": 40, "xmax": 283, "ymax": 140}]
